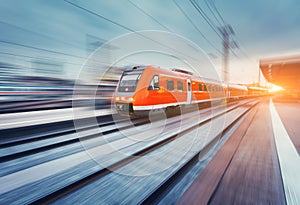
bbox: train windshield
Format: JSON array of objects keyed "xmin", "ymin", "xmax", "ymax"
[{"xmin": 118, "ymin": 72, "xmax": 142, "ymax": 92}]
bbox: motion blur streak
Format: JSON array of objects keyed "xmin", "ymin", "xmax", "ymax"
[{"xmin": 270, "ymin": 99, "xmax": 300, "ymax": 205}]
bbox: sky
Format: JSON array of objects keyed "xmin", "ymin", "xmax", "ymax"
[{"xmin": 0, "ymin": 0, "xmax": 299, "ymax": 84}]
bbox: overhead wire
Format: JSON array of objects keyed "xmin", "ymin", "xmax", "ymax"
[
  {"xmin": 0, "ymin": 21, "xmax": 113, "ymax": 67},
  {"xmin": 204, "ymin": 0, "xmax": 223, "ymax": 27},
  {"xmin": 189, "ymin": 0, "xmax": 223, "ymax": 40},
  {"xmin": 127, "ymin": 0, "xmax": 172, "ymax": 32},
  {"xmin": 63, "ymin": 0, "xmax": 207, "ymax": 64},
  {"xmin": 0, "ymin": 40, "xmax": 85, "ymax": 59},
  {"xmin": 128, "ymin": 0, "xmax": 223, "ymax": 55},
  {"xmin": 190, "ymin": 0, "xmax": 241, "ymax": 60},
  {"xmin": 208, "ymin": 0, "xmax": 226, "ymax": 25},
  {"xmin": 173, "ymin": 0, "xmax": 222, "ymax": 55},
  {"xmin": 0, "ymin": 20, "xmax": 81, "ymax": 50},
  {"xmin": 204, "ymin": 0, "xmax": 252, "ymax": 61}
]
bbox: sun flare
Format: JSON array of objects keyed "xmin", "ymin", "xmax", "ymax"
[{"xmin": 269, "ymin": 84, "xmax": 284, "ymax": 92}]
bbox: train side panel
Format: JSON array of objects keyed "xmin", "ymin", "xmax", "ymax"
[{"xmin": 114, "ymin": 65, "xmax": 257, "ymax": 117}]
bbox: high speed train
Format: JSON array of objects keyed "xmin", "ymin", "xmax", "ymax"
[{"xmin": 113, "ymin": 65, "xmax": 266, "ymax": 116}]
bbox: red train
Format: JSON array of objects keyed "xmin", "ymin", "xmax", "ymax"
[{"xmin": 113, "ymin": 65, "xmax": 266, "ymax": 116}]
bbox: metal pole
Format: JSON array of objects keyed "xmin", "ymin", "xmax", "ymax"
[{"xmin": 223, "ymin": 27, "xmax": 229, "ymax": 82}]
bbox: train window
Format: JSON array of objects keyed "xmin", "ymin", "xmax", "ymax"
[
  {"xmin": 118, "ymin": 73, "xmax": 141, "ymax": 92},
  {"xmin": 148, "ymin": 75, "xmax": 159, "ymax": 90},
  {"xmin": 203, "ymin": 84, "xmax": 207, "ymax": 91},
  {"xmin": 177, "ymin": 81, "xmax": 183, "ymax": 91},
  {"xmin": 207, "ymin": 85, "xmax": 210, "ymax": 91},
  {"xmin": 199, "ymin": 84, "xmax": 202, "ymax": 91},
  {"xmin": 167, "ymin": 80, "xmax": 174, "ymax": 91}
]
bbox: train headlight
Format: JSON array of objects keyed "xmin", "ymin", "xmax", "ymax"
[
  {"xmin": 115, "ymin": 96, "xmax": 120, "ymax": 101},
  {"xmin": 158, "ymin": 87, "xmax": 164, "ymax": 93}
]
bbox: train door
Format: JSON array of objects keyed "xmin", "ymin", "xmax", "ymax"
[{"xmin": 186, "ymin": 79, "xmax": 192, "ymax": 104}]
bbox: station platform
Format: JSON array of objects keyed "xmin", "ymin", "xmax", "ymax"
[
  {"xmin": 178, "ymin": 97, "xmax": 300, "ymax": 204},
  {"xmin": 0, "ymin": 106, "xmax": 113, "ymax": 130},
  {"xmin": 274, "ymin": 98, "xmax": 300, "ymax": 155}
]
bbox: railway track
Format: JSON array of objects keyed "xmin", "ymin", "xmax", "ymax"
[
  {"xmin": 0, "ymin": 99, "xmax": 73, "ymax": 114},
  {"xmin": 0, "ymin": 98, "xmax": 262, "ymax": 204},
  {"xmin": 0, "ymin": 115, "xmax": 150, "ymax": 175}
]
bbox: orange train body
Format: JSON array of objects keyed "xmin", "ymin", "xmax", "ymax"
[{"xmin": 113, "ymin": 65, "xmax": 261, "ymax": 116}]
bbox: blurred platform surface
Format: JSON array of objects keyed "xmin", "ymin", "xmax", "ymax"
[
  {"xmin": 178, "ymin": 98, "xmax": 300, "ymax": 205},
  {"xmin": 0, "ymin": 107, "xmax": 113, "ymax": 130}
]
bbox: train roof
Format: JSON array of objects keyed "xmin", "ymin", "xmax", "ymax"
[
  {"xmin": 171, "ymin": 68, "xmax": 194, "ymax": 75},
  {"xmin": 124, "ymin": 65, "xmax": 147, "ymax": 71},
  {"xmin": 123, "ymin": 65, "xmax": 229, "ymax": 85}
]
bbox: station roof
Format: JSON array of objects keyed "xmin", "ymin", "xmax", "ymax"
[{"xmin": 259, "ymin": 55, "xmax": 300, "ymax": 90}]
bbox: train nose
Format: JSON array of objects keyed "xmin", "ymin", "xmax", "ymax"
[
  {"xmin": 115, "ymin": 102, "xmax": 133, "ymax": 113},
  {"xmin": 114, "ymin": 96, "xmax": 135, "ymax": 116}
]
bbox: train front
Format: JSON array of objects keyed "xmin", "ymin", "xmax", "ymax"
[{"xmin": 114, "ymin": 66, "xmax": 145, "ymax": 117}]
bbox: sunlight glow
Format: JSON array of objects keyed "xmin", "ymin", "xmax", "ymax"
[{"xmin": 269, "ymin": 84, "xmax": 284, "ymax": 92}]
